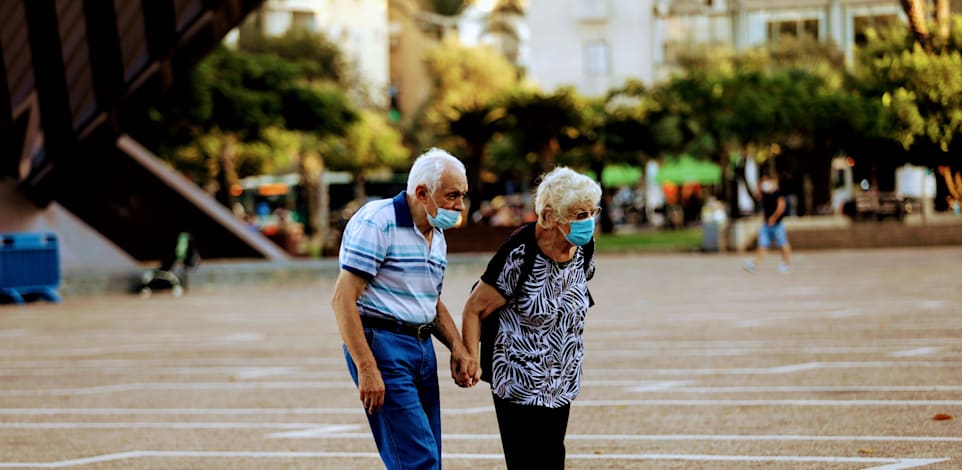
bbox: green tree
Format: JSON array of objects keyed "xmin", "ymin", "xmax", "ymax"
[
  {"xmin": 416, "ymin": 38, "xmax": 518, "ymax": 211},
  {"xmin": 136, "ymin": 39, "xmax": 359, "ymax": 247},
  {"xmin": 502, "ymin": 87, "xmax": 585, "ymax": 186},
  {"xmin": 851, "ymin": 17, "xmax": 962, "ymax": 208},
  {"xmin": 237, "ymin": 29, "xmax": 350, "ymax": 85},
  {"xmin": 322, "ymin": 109, "xmax": 411, "ymax": 200}
]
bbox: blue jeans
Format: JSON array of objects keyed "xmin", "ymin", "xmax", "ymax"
[
  {"xmin": 344, "ymin": 328, "xmax": 441, "ymax": 470},
  {"xmin": 758, "ymin": 222, "xmax": 788, "ymax": 248}
]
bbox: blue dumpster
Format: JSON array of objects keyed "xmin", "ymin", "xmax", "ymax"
[{"xmin": 0, "ymin": 232, "xmax": 61, "ymax": 304}]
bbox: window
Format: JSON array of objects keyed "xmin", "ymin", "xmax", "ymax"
[
  {"xmin": 766, "ymin": 18, "xmax": 819, "ymax": 43},
  {"xmin": 853, "ymin": 14, "xmax": 898, "ymax": 46},
  {"xmin": 290, "ymin": 10, "xmax": 316, "ymax": 32},
  {"xmin": 584, "ymin": 40, "xmax": 609, "ymax": 77},
  {"xmin": 573, "ymin": 0, "xmax": 608, "ymax": 21}
]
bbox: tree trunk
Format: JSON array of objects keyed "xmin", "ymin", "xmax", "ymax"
[
  {"xmin": 899, "ymin": 0, "xmax": 932, "ymax": 50},
  {"xmin": 589, "ymin": 144, "xmax": 614, "ymax": 234},
  {"xmin": 935, "ymin": 0, "xmax": 950, "ymax": 41},
  {"xmin": 214, "ymin": 137, "xmax": 237, "ymax": 209},
  {"xmin": 464, "ymin": 141, "xmax": 485, "ymax": 224}
]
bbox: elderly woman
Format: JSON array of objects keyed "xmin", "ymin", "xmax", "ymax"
[{"xmin": 460, "ymin": 166, "xmax": 602, "ymax": 469}]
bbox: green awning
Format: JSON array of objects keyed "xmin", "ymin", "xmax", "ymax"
[
  {"xmin": 655, "ymin": 155, "xmax": 721, "ymax": 185},
  {"xmin": 599, "ymin": 164, "xmax": 643, "ymax": 187}
]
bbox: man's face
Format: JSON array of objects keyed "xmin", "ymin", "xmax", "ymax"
[
  {"xmin": 421, "ymin": 168, "xmax": 468, "ymax": 215},
  {"xmin": 761, "ymin": 177, "xmax": 777, "ymax": 193}
]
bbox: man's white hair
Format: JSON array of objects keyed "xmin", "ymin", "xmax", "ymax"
[
  {"xmin": 406, "ymin": 147, "xmax": 466, "ymax": 195},
  {"xmin": 534, "ymin": 166, "xmax": 602, "ymax": 227}
]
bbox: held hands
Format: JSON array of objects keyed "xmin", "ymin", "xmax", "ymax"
[{"xmin": 450, "ymin": 350, "xmax": 481, "ymax": 388}]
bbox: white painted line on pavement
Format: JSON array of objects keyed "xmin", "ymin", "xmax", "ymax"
[
  {"xmin": 232, "ymin": 367, "xmax": 302, "ymax": 379},
  {"xmin": 0, "ymin": 422, "xmax": 326, "ymax": 430},
  {"xmin": 0, "ymin": 451, "xmax": 947, "ymax": 468},
  {"xmin": 0, "ymin": 367, "xmax": 344, "ymax": 378},
  {"xmin": 267, "ymin": 425, "xmax": 362, "ymax": 438},
  {"xmin": 583, "ymin": 380, "xmax": 692, "ymax": 390},
  {"xmin": 576, "ymin": 399, "xmax": 962, "ymax": 407},
  {"xmin": 270, "ymin": 431, "xmax": 962, "ymax": 444},
  {"xmin": 0, "ymin": 357, "xmax": 342, "ymax": 368},
  {"xmin": 3, "ymin": 395, "xmax": 961, "ymax": 418},
  {"xmin": 218, "ymin": 333, "xmax": 265, "ymax": 342},
  {"xmin": 590, "ymin": 344, "xmax": 945, "ymax": 356},
  {"xmin": 0, "ymin": 422, "xmax": 957, "ymax": 445},
  {"xmin": 889, "ymin": 347, "xmax": 941, "ymax": 357},
  {"xmin": 0, "ymin": 381, "xmax": 353, "ymax": 395},
  {"xmin": 0, "ymin": 408, "xmax": 364, "ymax": 416},
  {"xmin": 625, "ymin": 384, "xmax": 962, "ymax": 393},
  {"xmin": 585, "ymin": 360, "xmax": 961, "ymax": 377}
]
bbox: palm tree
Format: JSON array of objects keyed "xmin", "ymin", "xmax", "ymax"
[
  {"xmin": 409, "ymin": 0, "xmax": 476, "ymax": 38},
  {"xmin": 447, "ymin": 103, "xmax": 506, "ymax": 217},
  {"xmin": 482, "ymin": 0, "xmax": 526, "ymax": 66}
]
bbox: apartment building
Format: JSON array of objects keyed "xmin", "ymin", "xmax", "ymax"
[
  {"xmin": 526, "ymin": 0, "xmax": 660, "ymax": 97},
  {"xmin": 526, "ymin": 0, "xmax": 920, "ymax": 96},
  {"xmin": 241, "ymin": 0, "xmax": 391, "ymax": 107}
]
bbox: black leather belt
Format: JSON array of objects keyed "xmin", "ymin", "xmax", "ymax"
[{"xmin": 361, "ymin": 316, "xmax": 436, "ymax": 341}]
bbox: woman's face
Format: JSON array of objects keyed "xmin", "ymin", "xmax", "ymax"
[{"xmin": 556, "ymin": 201, "xmax": 600, "ymax": 234}]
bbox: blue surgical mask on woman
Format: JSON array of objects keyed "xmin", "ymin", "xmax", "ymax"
[
  {"xmin": 564, "ymin": 217, "xmax": 595, "ymax": 246},
  {"xmin": 427, "ymin": 197, "xmax": 460, "ymax": 229}
]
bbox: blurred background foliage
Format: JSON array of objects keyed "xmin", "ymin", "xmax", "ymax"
[{"xmin": 139, "ymin": 11, "xmax": 962, "ymax": 237}]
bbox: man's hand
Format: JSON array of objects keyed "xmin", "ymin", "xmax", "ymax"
[
  {"xmin": 450, "ymin": 349, "xmax": 480, "ymax": 388},
  {"xmin": 357, "ymin": 365, "xmax": 385, "ymax": 414}
]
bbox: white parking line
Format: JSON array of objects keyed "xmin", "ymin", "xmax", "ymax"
[
  {"xmin": 889, "ymin": 347, "xmax": 942, "ymax": 357},
  {"xmin": 624, "ymin": 384, "xmax": 962, "ymax": 393},
  {"xmin": 576, "ymin": 399, "xmax": 962, "ymax": 407},
  {"xmin": 1, "ymin": 396, "xmax": 960, "ymax": 418},
  {"xmin": 267, "ymin": 425, "xmax": 362, "ymax": 438},
  {"xmin": 0, "ymin": 357, "xmax": 341, "ymax": 368},
  {"xmin": 0, "ymin": 381, "xmax": 353, "ymax": 395},
  {"xmin": 272, "ymin": 432, "xmax": 962, "ymax": 444},
  {"xmin": 1, "ymin": 423, "xmax": 958, "ymax": 445},
  {"xmin": 586, "ymin": 360, "xmax": 961, "ymax": 376},
  {"xmin": 0, "ymin": 422, "xmax": 338, "ymax": 430},
  {"xmin": 0, "ymin": 367, "xmax": 344, "ymax": 378},
  {"xmin": 0, "ymin": 451, "xmax": 947, "ymax": 468}
]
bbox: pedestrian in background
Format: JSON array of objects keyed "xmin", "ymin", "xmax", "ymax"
[
  {"xmin": 331, "ymin": 147, "xmax": 475, "ymax": 470},
  {"xmin": 744, "ymin": 173, "xmax": 792, "ymax": 273},
  {"xmin": 460, "ymin": 166, "xmax": 601, "ymax": 469}
]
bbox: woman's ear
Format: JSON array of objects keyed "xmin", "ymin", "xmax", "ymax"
[{"xmin": 540, "ymin": 208, "xmax": 555, "ymax": 228}]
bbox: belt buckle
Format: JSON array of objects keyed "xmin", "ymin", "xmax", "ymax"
[{"xmin": 416, "ymin": 323, "xmax": 432, "ymax": 341}]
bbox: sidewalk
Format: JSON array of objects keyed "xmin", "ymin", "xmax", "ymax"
[{"xmin": 2, "ymin": 247, "xmax": 960, "ymax": 469}]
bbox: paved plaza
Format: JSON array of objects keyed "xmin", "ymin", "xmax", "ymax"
[{"xmin": 1, "ymin": 246, "xmax": 960, "ymax": 469}]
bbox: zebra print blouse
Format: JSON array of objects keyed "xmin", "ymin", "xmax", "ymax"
[{"xmin": 480, "ymin": 230, "xmax": 595, "ymax": 408}]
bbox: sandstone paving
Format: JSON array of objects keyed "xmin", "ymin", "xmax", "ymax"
[{"xmin": 1, "ymin": 246, "xmax": 960, "ymax": 469}]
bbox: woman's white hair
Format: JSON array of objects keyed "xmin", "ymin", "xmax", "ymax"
[
  {"xmin": 406, "ymin": 147, "xmax": 466, "ymax": 195},
  {"xmin": 534, "ymin": 166, "xmax": 602, "ymax": 227}
]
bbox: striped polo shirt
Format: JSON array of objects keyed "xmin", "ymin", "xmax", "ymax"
[{"xmin": 338, "ymin": 191, "xmax": 447, "ymax": 324}]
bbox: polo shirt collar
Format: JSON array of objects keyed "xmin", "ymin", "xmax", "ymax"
[{"xmin": 392, "ymin": 191, "xmax": 414, "ymax": 227}]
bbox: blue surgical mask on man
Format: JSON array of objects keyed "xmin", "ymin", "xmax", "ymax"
[
  {"xmin": 564, "ymin": 217, "xmax": 595, "ymax": 246},
  {"xmin": 427, "ymin": 197, "xmax": 460, "ymax": 230}
]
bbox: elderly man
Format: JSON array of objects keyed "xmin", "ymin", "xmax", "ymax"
[{"xmin": 331, "ymin": 147, "xmax": 474, "ymax": 469}]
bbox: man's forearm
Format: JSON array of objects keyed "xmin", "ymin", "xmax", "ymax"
[{"xmin": 433, "ymin": 302, "xmax": 466, "ymax": 353}]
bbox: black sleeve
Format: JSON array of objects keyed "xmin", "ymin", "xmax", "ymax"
[{"xmin": 479, "ymin": 223, "xmax": 534, "ymax": 300}]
